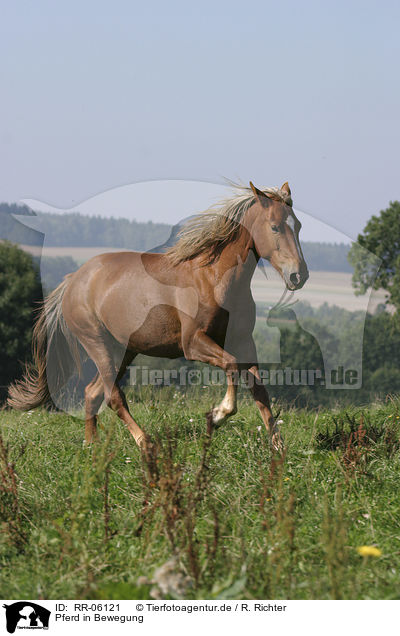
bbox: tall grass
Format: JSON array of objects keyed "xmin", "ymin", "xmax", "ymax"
[{"xmin": 0, "ymin": 388, "xmax": 399, "ymax": 599}]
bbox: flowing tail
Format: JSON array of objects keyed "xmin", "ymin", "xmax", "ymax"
[{"xmin": 7, "ymin": 275, "xmax": 81, "ymax": 411}]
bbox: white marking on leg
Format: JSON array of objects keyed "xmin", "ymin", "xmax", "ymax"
[
  {"xmin": 211, "ymin": 389, "xmax": 237, "ymax": 424},
  {"xmin": 271, "ymin": 418, "xmax": 284, "ymax": 452}
]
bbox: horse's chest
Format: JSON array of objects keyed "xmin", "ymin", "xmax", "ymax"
[
  {"xmin": 205, "ymin": 308, "xmax": 230, "ymax": 343},
  {"xmin": 203, "ymin": 301, "xmax": 255, "ymax": 346},
  {"xmin": 195, "ymin": 273, "xmax": 256, "ymax": 344}
]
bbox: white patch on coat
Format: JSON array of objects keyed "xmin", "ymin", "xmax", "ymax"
[{"xmin": 286, "ymin": 213, "xmax": 301, "ymax": 256}]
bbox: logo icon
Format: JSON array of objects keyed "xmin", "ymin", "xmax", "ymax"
[{"xmin": 3, "ymin": 603, "xmax": 50, "ymax": 634}]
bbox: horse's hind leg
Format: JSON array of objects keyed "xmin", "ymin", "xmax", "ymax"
[
  {"xmin": 245, "ymin": 363, "xmax": 283, "ymax": 451},
  {"xmin": 84, "ymin": 373, "xmax": 104, "ymax": 443},
  {"xmin": 105, "ymin": 349, "xmax": 147, "ymax": 446},
  {"xmin": 105, "ymin": 380, "xmax": 146, "ymax": 447},
  {"xmin": 237, "ymin": 337, "xmax": 283, "ymax": 452},
  {"xmin": 80, "ymin": 338, "xmax": 146, "ymax": 448}
]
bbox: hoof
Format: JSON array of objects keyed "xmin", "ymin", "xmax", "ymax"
[
  {"xmin": 206, "ymin": 406, "xmax": 236, "ymax": 435},
  {"xmin": 205, "ymin": 408, "xmax": 226, "ymax": 434},
  {"xmin": 271, "ymin": 432, "xmax": 285, "ymax": 454},
  {"xmin": 137, "ymin": 434, "xmax": 151, "ymax": 452},
  {"xmin": 210, "ymin": 406, "xmax": 227, "ymax": 425}
]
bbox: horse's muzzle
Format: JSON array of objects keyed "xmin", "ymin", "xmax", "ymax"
[{"xmin": 285, "ymin": 268, "xmax": 309, "ymax": 291}]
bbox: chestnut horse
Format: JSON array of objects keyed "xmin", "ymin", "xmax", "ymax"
[{"xmin": 8, "ymin": 181, "xmax": 308, "ymax": 450}]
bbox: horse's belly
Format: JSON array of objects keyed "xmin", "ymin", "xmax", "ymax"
[{"xmin": 126, "ymin": 304, "xmax": 184, "ymax": 358}]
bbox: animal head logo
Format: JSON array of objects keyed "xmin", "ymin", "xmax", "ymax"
[{"xmin": 3, "ymin": 602, "xmax": 50, "ymax": 633}]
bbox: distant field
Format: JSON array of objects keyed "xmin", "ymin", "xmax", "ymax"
[
  {"xmin": 251, "ymin": 268, "xmax": 387, "ymax": 312},
  {"xmin": 20, "ymin": 244, "xmax": 123, "ymax": 263},
  {"xmin": 20, "ymin": 245, "xmax": 387, "ymax": 311}
]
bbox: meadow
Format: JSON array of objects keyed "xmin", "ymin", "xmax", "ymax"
[{"xmin": 1, "ymin": 386, "xmax": 400, "ymax": 600}]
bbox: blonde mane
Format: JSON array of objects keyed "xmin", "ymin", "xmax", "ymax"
[{"xmin": 166, "ymin": 182, "xmax": 292, "ymax": 265}]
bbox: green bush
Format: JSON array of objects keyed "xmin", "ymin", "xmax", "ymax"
[{"xmin": 0, "ymin": 242, "xmax": 42, "ymax": 402}]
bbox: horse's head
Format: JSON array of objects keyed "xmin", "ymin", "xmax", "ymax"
[{"xmin": 249, "ymin": 181, "xmax": 309, "ymax": 291}]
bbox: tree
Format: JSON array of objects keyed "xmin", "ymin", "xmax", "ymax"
[
  {"xmin": 0, "ymin": 242, "xmax": 43, "ymax": 402},
  {"xmin": 348, "ymin": 201, "xmax": 400, "ymax": 309}
]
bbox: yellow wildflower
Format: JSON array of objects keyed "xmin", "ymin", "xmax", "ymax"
[{"xmin": 357, "ymin": 545, "xmax": 382, "ymax": 557}]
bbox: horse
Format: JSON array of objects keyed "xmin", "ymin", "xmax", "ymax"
[{"xmin": 8, "ymin": 181, "xmax": 308, "ymax": 451}]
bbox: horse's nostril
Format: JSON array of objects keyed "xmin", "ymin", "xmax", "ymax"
[{"xmin": 290, "ymin": 272, "xmax": 301, "ymax": 286}]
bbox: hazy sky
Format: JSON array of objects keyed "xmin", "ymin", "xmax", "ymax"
[{"xmin": 1, "ymin": 0, "xmax": 399, "ymax": 240}]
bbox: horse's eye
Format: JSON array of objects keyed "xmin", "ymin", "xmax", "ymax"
[{"xmin": 271, "ymin": 225, "xmax": 279, "ymax": 233}]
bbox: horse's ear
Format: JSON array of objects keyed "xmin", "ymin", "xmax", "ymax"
[
  {"xmin": 281, "ymin": 181, "xmax": 291, "ymax": 196},
  {"xmin": 250, "ymin": 181, "xmax": 268, "ymax": 203}
]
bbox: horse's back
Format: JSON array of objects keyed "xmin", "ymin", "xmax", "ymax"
[{"xmin": 62, "ymin": 250, "xmax": 193, "ymax": 352}]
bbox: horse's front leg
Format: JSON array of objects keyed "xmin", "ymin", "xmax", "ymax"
[
  {"xmin": 235, "ymin": 336, "xmax": 283, "ymax": 451},
  {"xmin": 243, "ymin": 363, "xmax": 284, "ymax": 452},
  {"xmin": 210, "ymin": 371, "xmax": 238, "ymax": 426},
  {"xmin": 184, "ymin": 330, "xmax": 238, "ymax": 428}
]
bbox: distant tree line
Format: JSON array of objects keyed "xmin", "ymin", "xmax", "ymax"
[
  {"xmin": 301, "ymin": 242, "xmax": 351, "ymax": 273},
  {"xmin": 0, "ymin": 203, "xmax": 40, "ymax": 246},
  {"xmin": 0, "ymin": 203, "xmax": 171, "ymax": 251},
  {"xmin": 1, "ymin": 202, "xmax": 351, "ymax": 272}
]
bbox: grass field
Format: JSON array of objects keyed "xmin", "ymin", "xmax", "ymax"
[{"xmin": 1, "ymin": 386, "xmax": 400, "ymax": 600}]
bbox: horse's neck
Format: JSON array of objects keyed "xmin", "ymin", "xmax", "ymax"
[{"xmin": 213, "ymin": 230, "xmax": 258, "ymax": 286}]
